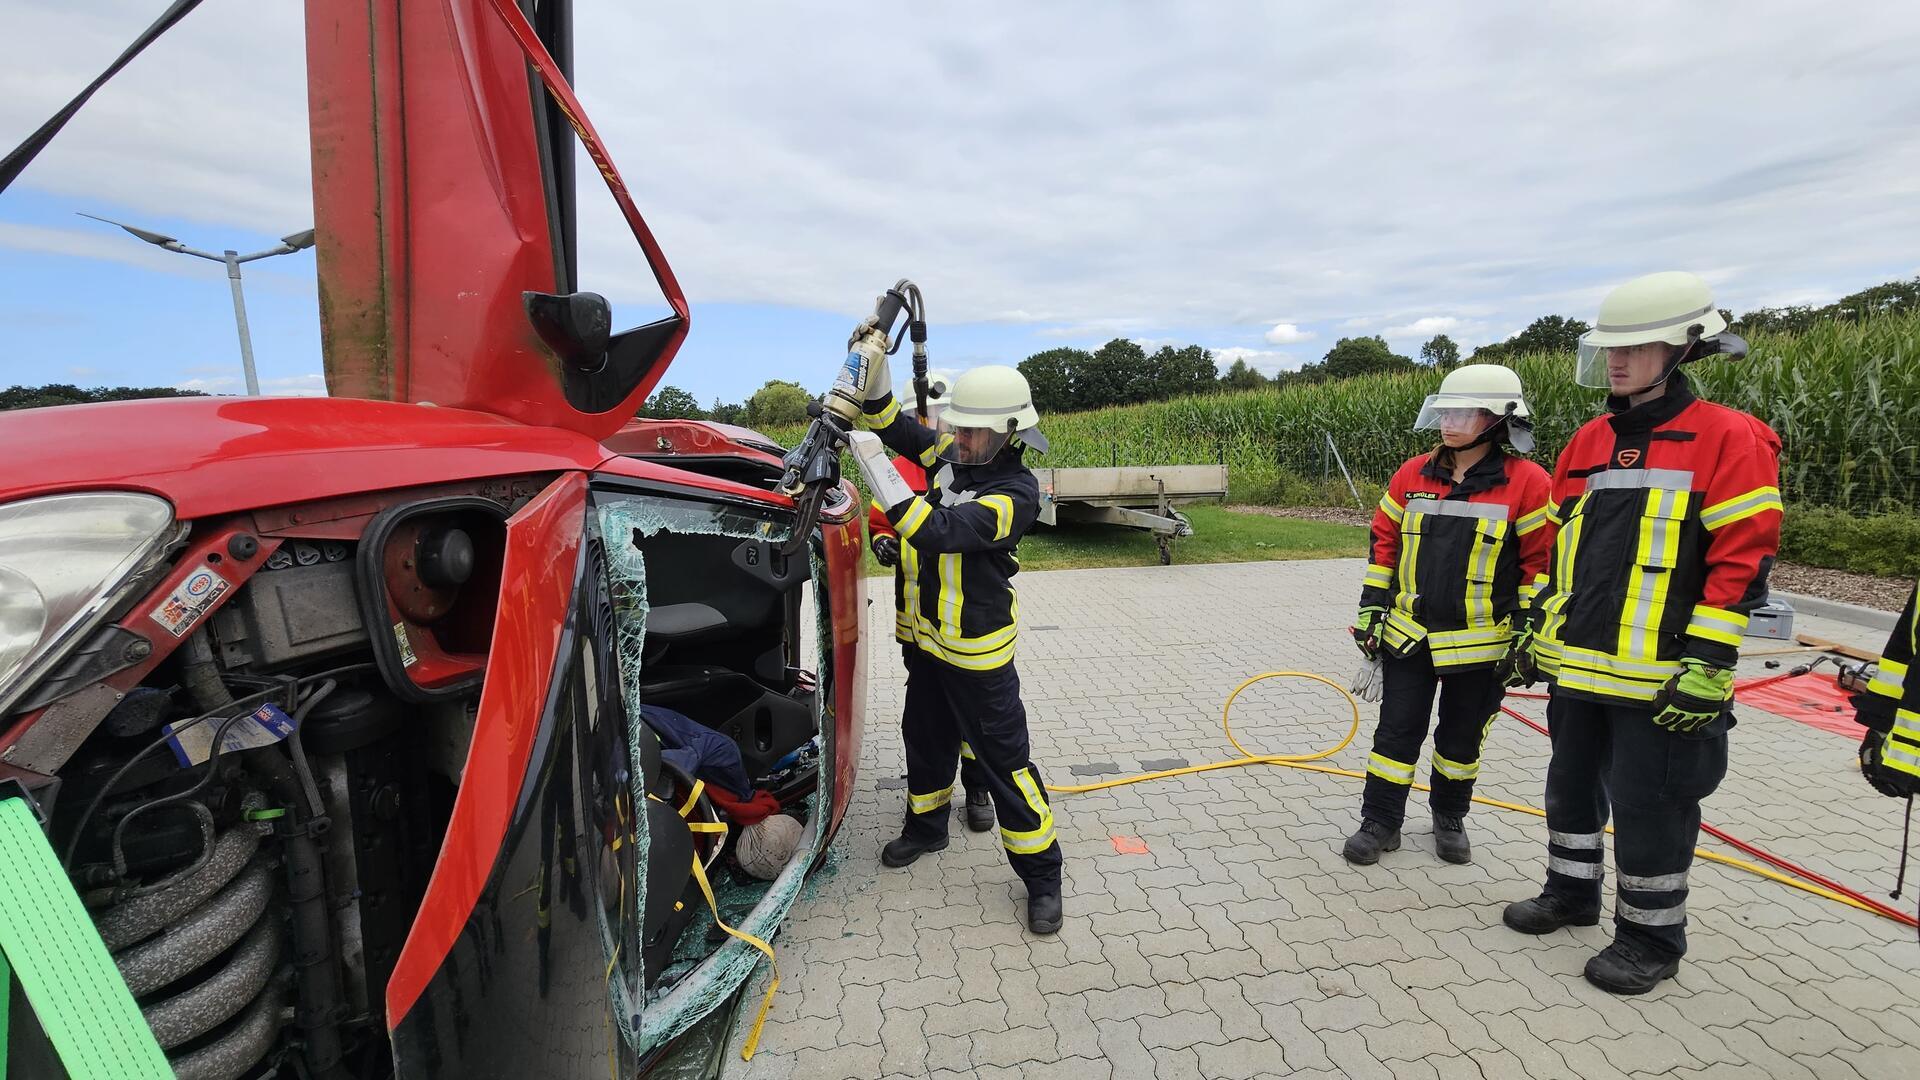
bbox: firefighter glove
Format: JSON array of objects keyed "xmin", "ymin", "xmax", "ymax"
[
  {"xmin": 1860, "ymin": 729, "xmax": 1920, "ymax": 797},
  {"xmin": 1497, "ymin": 610, "xmax": 1540, "ymax": 689},
  {"xmin": 1651, "ymin": 658, "xmax": 1734, "ymax": 733},
  {"xmin": 1350, "ymin": 655, "xmax": 1383, "ymax": 704},
  {"xmin": 871, "ymin": 534, "xmax": 900, "ymax": 568},
  {"xmin": 1353, "ymin": 606, "xmax": 1387, "ymax": 659}
]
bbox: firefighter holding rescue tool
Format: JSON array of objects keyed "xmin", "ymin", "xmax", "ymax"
[
  {"xmin": 866, "ymin": 368, "xmax": 998, "ymax": 835},
  {"xmin": 1503, "ymin": 271, "xmax": 1783, "ymax": 995},
  {"xmin": 831, "ymin": 293, "xmax": 1064, "ymax": 935},
  {"xmin": 1345, "ymin": 364, "xmax": 1553, "ymax": 868}
]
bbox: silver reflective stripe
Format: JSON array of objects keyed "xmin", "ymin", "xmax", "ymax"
[
  {"xmin": 1619, "ymin": 871, "xmax": 1689, "ymax": 892},
  {"xmin": 1619, "ymin": 900, "xmax": 1687, "ymax": 926},
  {"xmin": 1405, "ymin": 497, "xmax": 1508, "ymax": 521},
  {"xmin": 1585, "ymin": 468, "xmax": 1696, "ymax": 492},
  {"xmin": 1550, "ymin": 829, "xmax": 1604, "ymax": 850},
  {"xmin": 1549, "ymin": 855, "xmax": 1604, "ymax": 880},
  {"xmin": 1596, "ymin": 302, "xmax": 1717, "ymax": 335}
]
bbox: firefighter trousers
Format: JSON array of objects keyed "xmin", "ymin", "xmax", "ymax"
[
  {"xmin": 1361, "ymin": 649, "xmax": 1504, "ymax": 829},
  {"xmin": 900, "ymin": 646, "xmax": 989, "ymax": 799},
  {"xmin": 899, "ymin": 648, "xmax": 1063, "ymax": 894},
  {"xmin": 1538, "ymin": 692, "xmax": 1729, "ymax": 959}
]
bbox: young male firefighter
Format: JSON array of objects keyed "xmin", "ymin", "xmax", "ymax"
[
  {"xmin": 842, "ymin": 361, "xmax": 1064, "ymax": 934},
  {"xmin": 1345, "ymin": 364, "xmax": 1553, "ymax": 867},
  {"xmin": 866, "ymin": 369, "xmax": 996, "ymax": 835},
  {"xmin": 1852, "ymin": 584, "xmax": 1920, "ymax": 800},
  {"xmin": 1503, "ymin": 271, "xmax": 1782, "ymax": 995}
]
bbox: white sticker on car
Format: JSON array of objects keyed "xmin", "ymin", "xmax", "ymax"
[{"xmin": 149, "ymin": 565, "xmax": 232, "ymax": 637}]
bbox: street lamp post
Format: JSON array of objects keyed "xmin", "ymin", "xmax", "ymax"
[{"xmin": 80, "ymin": 213, "xmax": 315, "ymax": 396}]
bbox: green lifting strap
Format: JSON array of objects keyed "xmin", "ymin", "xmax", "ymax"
[{"xmin": 0, "ymin": 797, "xmax": 170, "ymax": 1078}]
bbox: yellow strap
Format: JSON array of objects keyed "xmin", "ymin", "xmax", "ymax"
[
  {"xmin": 679, "ymin": 780, "xmax": 706, "ymax": 819},
  {"xmin": 688, "ymin": 851, "xmax": 781, "ymax": 1060}
]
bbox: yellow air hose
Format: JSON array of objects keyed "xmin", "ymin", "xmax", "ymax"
[{"xmin": 1044, "ymin": 671, "xmax": 1900, "ymax": 923}]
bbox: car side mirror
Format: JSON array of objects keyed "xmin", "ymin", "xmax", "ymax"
[{"xmin": 525, "ymin": 290, "xmax": 613, "ymax": 372}]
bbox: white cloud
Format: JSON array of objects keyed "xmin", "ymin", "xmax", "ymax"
[
  {"xmin": 1263, "ymin": 322, "xmax": 1314, "ymax": 345},
  {"xmin": 7, "ymin": 0, "xmax": 1920, "ymax": 385},
  {"xmin": 1213, "ymin": 346, "xmax": 1307, "ymax": 376},
  {"xmin": 1383, "ymin": 316, "xmax": 1461, "ymax": 338}
]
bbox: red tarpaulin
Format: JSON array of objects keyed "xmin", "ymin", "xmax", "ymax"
[{"xmin": 1735, "ymin": 672, "xmax": 1861, "ymax": 737}]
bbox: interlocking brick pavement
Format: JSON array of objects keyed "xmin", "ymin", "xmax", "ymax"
[{"xmin": 730, "ymin": 559, "xmax": 1920, "ymax": 1078}]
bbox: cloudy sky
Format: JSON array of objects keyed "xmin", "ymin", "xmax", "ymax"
[{"xmin": 3, "ymin": 1, "xmax": 1919, "ymax": 404}]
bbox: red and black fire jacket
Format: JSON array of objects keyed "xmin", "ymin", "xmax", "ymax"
[
  {"xmin": 1534, "ymin": 373, "xmax": 1784, "ymax": 705},
  {"xmin": 1362, "ymin": 449, "xmax": 1554, "ymax": 671}
]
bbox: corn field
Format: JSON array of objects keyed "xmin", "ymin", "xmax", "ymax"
[{"xmin": 757, "ymin": 309, "xmax": 1920, "ymax": 515}]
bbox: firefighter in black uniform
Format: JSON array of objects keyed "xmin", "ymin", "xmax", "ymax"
[
  {"xmin": 843, "ymin": 361, "xmax": 1063, "ymax": 935},
  {"xmin": 1852, "ymin": 584, "xmax": 1920, "ymax": 797},
  {"xmin": 1344, "ymin": 364, "xmax": 1554, "ymax": 867},
  {"xmin": 1503, "ymin": 271, "xmax": 1783, "ymax": 995}
]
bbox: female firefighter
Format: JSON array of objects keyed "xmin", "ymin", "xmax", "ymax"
[
  {"xmin": 866, "ymin": 370, "xmax": 996, "ymax": 835},
  {"xmin": 842, "ymin": 361, "xmax": 1064, "ymax": 935},
  {"xmin": 1344, "ymin": 364, "xmax": 1553, "ymax": 868},
  {"xmin": 1503, "ymin": 271, "xmax": 1782, "ymax": 996}
]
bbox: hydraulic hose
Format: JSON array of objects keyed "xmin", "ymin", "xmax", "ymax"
[{"xmin": 1045, "ymin": 671, "xmax": 1919, "ymax": 930}]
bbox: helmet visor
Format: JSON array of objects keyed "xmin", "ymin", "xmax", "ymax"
[
  {"xmin": 1413, "ymin": 395, "xmax": 1500, "ymax": 437},
  {"xmin": 1576, "ymin": 334, "xmax": 1678, "ymax": 392},
  {"xmin": 933, "ymin": 420, "xmax": 1011, "ymax": 465}
]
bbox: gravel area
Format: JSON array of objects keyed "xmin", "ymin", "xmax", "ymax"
[
  {"xmin": 1224, "ymin": 505, "xmax": 1914, "ymax": 612},
  {"xmin": 1770, "ymin": 561, "xmax": 1913, "ymax": 612}
]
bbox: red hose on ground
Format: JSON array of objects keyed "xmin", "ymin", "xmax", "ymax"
[{"xmin": 1499, "ymin": 699, "xmax": 1920, "ymax": 929}]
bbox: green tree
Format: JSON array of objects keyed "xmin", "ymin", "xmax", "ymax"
[
  {"xmin": 744, "ymin": 380, "xmax": 812, "ymax": 427},
  {"xmin": 708, "ymin": 398, "xmax": 746, "ymax": 425},
  {"xmin": 1218, "ymin": 357, "xmax": 1268, "ymax": 392},
  {"xmin": 1510, "ymin": 315, "xmax": 1590, "ymax": 354},
  {"xmin": 1018, "ymin": 347, "xmax": 1085, "ymax": 413},
  {"xmin": 639, "ymin": 384, "xmax": 704, "ymax": 420},
  {"xmin": 1, "ymin": 384, "xmax": 210, "ymax": 410},
  {"xmin": 1148, "ymin": 344, "xmax": 1219, "ymax": 399},
  {"xmin": 1321, "ymin": 336, "xmax": 1414, "ymax": 379},
  {"xmin": 1073, "ymin": 338, "xmax": 1153, "ymax": 409},
  {"xmin": 1420, "ymin": 334, "xmax": 1460, "ymax": 369}
]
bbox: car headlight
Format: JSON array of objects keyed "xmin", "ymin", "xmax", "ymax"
[{"xmin": 0, "ymin": 492, "xmax": 181, "ymax": 716}]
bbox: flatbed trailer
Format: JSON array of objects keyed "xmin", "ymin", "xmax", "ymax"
[{"xmin": 1031, "ymin": 464, "xmax": 1230, "ymax": 563}]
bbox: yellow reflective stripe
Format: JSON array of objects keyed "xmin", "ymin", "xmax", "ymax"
[
  {"xmin": 912, "ymin": 613, "xmax": 1018, "ymax": 653},
  {"xmin": 867, "ymin": 396, "xmax": 901, "ymax": 427},
  {"xmin": 1398, "ymin": 508, "xmax": 1423, "ymax": 607},
  {"xmin": 908, "ymin": 786, "xmax": 954, "ymax": 814},
  {"xmin": 1367, "ymin": 752, "xmax": 1416, "ymax": 785},
  {"xmin": 896, "ymin": 498, "xmax": 933, "ymax": 541},
  {"xmin": 1555, "ymin": 668, "xmax": 1664, "ymax": 702},
  {"xmin": 1382, "ymin": 607, "xmax": 1426, "ymax": 648},
  {"xmin": 1463, "ymin": 518, "xmax": 1503, "ymax": 626},
  {"xmin": 937, "ymin": 553, "xmax": 964, "ymax": 639},
  {"xmin": 1546, "ymin": 503, "xmax": 1564, "ymax": 526},
  {"xmin": 1700, "ymin": 486, "xmax": 1783, "ymax": 530},
  {"xmin": 1884, "ymin": 711, "xmax": 1920, "ymax": 777},
  {"xmin": 1518, "ymin": 583, "xmax": 1540, "ymax": 605},
  {"xmin": 1379, "ymin": 493, "xmax": 1404, "ymax": 525},
  {"xmin": 1431, "ymin": 643, "xmax": 1510, "ymax": 669},
  {"xmin": 960, "ymin": 741, "xmax": 976, "ymax": 761},
  {"xmin": 1002, "ymin": 768, "xmax": 1057, "ymax": 854},
  {"xmin": 1431, "ymin": 751, "xmax": 1480, "ymax": 782},
  {"xmin": 1427, "ymin": 625, "xmax": 1510, "ymax": 648},
  {"xmin": 919, "ymin": 435, "xmax": 951, "ymax": 468},
  {"xmin": 1362, "ymin": 563, "xmax": 1395, "ymax": 590},
  {"xmin": 1686, "ymin": 604, "xmax": 1749, "ymax": 646},
  {"xmin": 1553, "ymin": 493, "xmax": 1587, "ymax": 606},
  {"xmin": 1618, "ymin": 487, "xmax": 1686, "ymax": 660},
  {"xmin": 1868, "ymin": 658, "xmax": 1908, "ymax": 700},
  {"xmin": 980, "ymin": 494, "xmax": 1015, "ymax": 541},
  {"xmin": 1516, "ymin": 504, "xmax": 1552, "ymax": 535}
]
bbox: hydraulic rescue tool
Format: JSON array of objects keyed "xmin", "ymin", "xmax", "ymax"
[{"xmin": 778, "ymin": 279, "xmax": 929, "ymax": 553}]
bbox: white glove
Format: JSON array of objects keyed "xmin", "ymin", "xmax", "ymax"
[
  {"xmin": 848, "ymin": 431, "xmax": 915, "ymax": 509},
  {"xmin": 1349, "ymin": 656, "xmax": 1383, "ymax": 704}
]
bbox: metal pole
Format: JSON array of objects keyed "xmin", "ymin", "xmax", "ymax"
[{"xmin": 223, "ymin": 250, "xmax": 260, "ymax": 395}]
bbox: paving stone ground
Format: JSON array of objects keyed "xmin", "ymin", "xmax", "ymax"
[{"xmin": 729, "ymin": 559, "xmax": 1920, "ymax": 1079}]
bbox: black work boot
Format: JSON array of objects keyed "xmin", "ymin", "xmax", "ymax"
[
  {"xmin": 881, "ymin": 832, "xmax": 949, "ymax": 868},
  {"xmin": 1027, "ymin": 891, "xmax": 1062, "ymax": 935},
  {"xmin": 1432, "ymin": 813, "xmax": 1471, "ymax": 865},
  {"xmin": 1341, "ymin": 819, "xmax": 1401, "ymax": 865},
  {"xmin": 1502, "ymin": 892, "xmax": 1601, "ymax": 935},
  {"xmin": 963, "ymin": 789, "xmax": 995, "ymax": 833},
  {"xmin": 1584, "ymin": 937, "xmax": 1681, "ymax": 995}
]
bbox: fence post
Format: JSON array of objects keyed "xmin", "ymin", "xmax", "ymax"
[{"xmin": 1324, "ymin": 432, "xmax": 1365, "ymax": 508}]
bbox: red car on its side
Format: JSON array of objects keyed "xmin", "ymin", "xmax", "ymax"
[{"xmin": 0, "ymin": 2, "xmax": 866, "ymax": 1077}]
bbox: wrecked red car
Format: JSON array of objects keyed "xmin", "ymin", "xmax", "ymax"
[{"xmin": 0, "ymin": 1, "xmax": 866, "ymax": 1077}]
